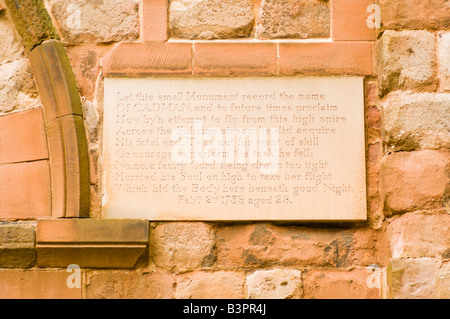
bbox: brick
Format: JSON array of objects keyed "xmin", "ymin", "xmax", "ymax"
[
  {"xmin": 46, "ymin": 115, "xmax": 90, "ymax": 218},
  {"xmin": 37, "ymin": 219, "xmax": 149, "ymax": 268},
  {"xmin": 29, "ymin": 40, "xmax": 83, "ymax": 123},
  {"xmin": 387, "ymin": 213, "xmax": 450, "ymax": 259},
  {"xmin": 150, "ymin": 222, "xmax": 214, "ymax": 271},
  {"xmin": 193, "ymin": 42, "xmax": 277, "ymax": 76},
  {"xmin": 0, "ymin": 270, "xmax": 81, "ymax": 299},
  {"xmin": 279, "ymin": 42, "xmax": 373, "ymax": 75},
  {"xmin": 331, "ymin": 0, "xmax": 376, "ymax": 41},
  {"xmin": 0, "ymin": 160, "xmax": 51, "ymax": 219},
  {"xmin": 0, "ymin": 108, "xmax": 48, "ymax": 164},
  {"xmin": 0, "ymin": 222, "xmax": 36, "ymax": 268},
  {"xmin": 303, "ymin": 268, "xmax": 380, "ymax": 299},
  {"xmin": 215, "ymin": 224, "xmax": 370, "ymax": 268},
  {"xmin": 438, "ymin": 32, "xmax": 450, "ymax": 92},
  {"xmin": 368, "ymin": 142, "xmax": 381, "ymax": 165},
  {"xmin": 379, "ymin": 0, "xmax": 450, "ymax": 31},
  {"xmin": 387, "ymin": 258, "xmax": 438, "ymax": 299},
  {"xmin": 86, "ymin": 270, "xmax": 175, "ymax": 299},
  {"xmin": 365, "ymin": 81, "xmax": 378, "ymax": 106},
  {"xmin": 141, "ymin": 0, "xmax": 168, "ymax": 41},
  {"xmin": 246, "ymin": 269, "xmax": 302, "ymax": 299},
  {"xmin": 377, "ymin": 31, "xmax": 437, "ymax": 96},
  {"xmin": 102, "ymin": 42, "xmax": 193, "ymax": 76},
  {"xmin": 176, "ymin": 271, "xmax": 245, "ymax": 299},
  {"xmin": 383, "ymin": 92, "xmax": 450, "ymax": 151},
  {"xmin": 382, "ymin": 151, "xmax": 449, "ymax": 214}
]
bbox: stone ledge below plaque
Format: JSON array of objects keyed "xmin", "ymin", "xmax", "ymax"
[{"xmin": 36, "ymin": 219, "xmax": 149, "ymax": 268}]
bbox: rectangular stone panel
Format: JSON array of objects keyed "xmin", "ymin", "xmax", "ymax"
[{"xmin": 103, "ymin": 77, "xmax": 367, "ymax": 221}]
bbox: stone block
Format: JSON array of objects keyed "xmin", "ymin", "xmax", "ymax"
[
  {"xmin": 246, "ymin": 269, "xmax": 302, "ymax": 299},
  {"xmin": 169, "ymin": 0, "xmax": 254, "ymax": 39},
  {"xmin": 383, "ymin": 92, "xmax": 450, "ymax": 151},
  {"xmin": 378, "ymin": 30, "xmax": 437, "ymax": 96}
]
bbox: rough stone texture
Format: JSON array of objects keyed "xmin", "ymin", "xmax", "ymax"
[
  {"xmin": 438, "ymin": 32, "xmax": 450, "ymax": 92},
  {"xmin": 4, "ymin": 0, "xmax": 59, "ymax": 52},
  {"xmin": 246, "ymin": 269, "xmax": 302, "ymax": 299},
  {"xmin": 387, "ymin": 213, "xmax": 450, "ymax": 259},
  {"xmin": 0, "ymin": 13, "xmax": 24, "ymax": 66},
  {"xmin": 215, "ymin": 224, "xmax": 377, "ymax": 268},
  {"xmin": 46, "ymin": 0, "xmax": 140, "ymax": 44},
  {"xmin": 86, "ymin": 271, "xmax": 175, "ymax": 299},
  {"xmin": 378, "ymin": 30, "xmax": 437, "ymax": 96},
  {"xmin": 303, "ymin": 268, "xmax": 380, "ymax": 299},
  {"xmin": 383, "ymin": 151, "xmax": 450, "ymax": 214},
  {"xmin": 437, "ymin": 262, "xmax": 450, "ymax": 299},
  {"xmin": 387, "ymin": 258, "xmax": 438, "ymax": 299},
  {"xmin": 0, "ymin": 222, "xmax": 36, "ymax": 268},
  {"xmin": 66, "ymin": 44, "xmax": 113, "ymax": 99},
  {"xmin": 383, "ymin": 92, "xmax": 450, "ymax": 151},
  {"xmin": 150, "ymin": 223, "xmax": 214, "ymax": 271},
  {"xmin": 257, "ymin": 0, "xmax": 329, "ymax": 39},
  {"xmin": 169, "ymin": 0, "xmax": 254, "ymax": 39},
  {"xmin": 378, "ymin": 0, "xmax": 450, "ymax": 31},
  {"xmin": 176, "ymin": 271, "xmax": 245, "ymax": 299},
  {"xmin": 0, "ymin": 59, "xmax": 40, "ymax": 113}
]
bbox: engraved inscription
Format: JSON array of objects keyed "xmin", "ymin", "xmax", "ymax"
[{"xmin": 103, "ymin": 77, "xmax": 367, "ymax": 220}]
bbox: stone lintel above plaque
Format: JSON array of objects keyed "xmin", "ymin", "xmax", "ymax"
[{"xmin": 102, "ymin": 41, "xmax": 374, "ymax": 77}]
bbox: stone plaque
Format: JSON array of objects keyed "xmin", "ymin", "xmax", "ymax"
[{"xmin": 103, "ymin": 77, "xmax": 366, "ymax": 221}]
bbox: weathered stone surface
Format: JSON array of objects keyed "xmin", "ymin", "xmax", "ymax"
[
  {"xmin": 66, "ymin": 44, "xmax": 112, "ymax": 99},
  {"xmin": 387, "ymin": 213, "xmax": 450, "ymax": 259},
  {"xmin": 0, "ymin": 269, "xmax": 81, "ymax": 299},
  {"xmin": 257, "ymin": 0, "xmax": 330, "ymax": 39},
  {"xmin": 246, "ymin": 269, "xmax": 302, "ymax": 299},
  {"xmin": 0, "ymin": 13, "xmax": 24, "ymax": 65},
  {"xmin": 150, "ymin": 223, "xmax": 214, "ymax": 271},
  {"xmin": 0, "ymin": 59, "xmax": 40, "ymax": 113},
  {"xmin": 46, "ymin": 0, "xmax": 139, "ymax": 44},
  {"xmin": 176, "ymin": 271, "xmax": 245, "ymax": 299},
  {"xmin": 438, "ymin": 32, "xmax": 450, "ymax": 92},
  {"xmin": 378, "ymin": 31, "xmax": 437, "ymax": 96},
  {"xmin": 4, "ymin": 0, "xmax": 59, "ymax": 52},
  {"xmin": 303, "ymin": 268, "xmax": 380, "ymax": 299},
  {"xmin": 387, "ymin": 258, "xmax": 438, "ymax": 299},
  {"xmin": 437, "ymin": 262, "xmax": 450, "ymax": 299},
  {"xmin": 379, "ymin": 0, "xmax": 450, "ymax": 31},
  {"xmin": 383, "ymin": 92, "xmax": 450, "ymax": 151},
  {"xmin": 215, "ymin": 224, "xmax": 375, "ymax": 268},
  {"xmin": 86, "ymin": 271, "xmax": 175, "ymax": 299},
  {"xmin": 169, "ymin": 0, "xmax": 254, "ymax": 39},
  {"xmin": 0, "ymin": 222, "xmax": 36, "ymax": 268},
  {"xmin": 383, "ymin": 151, "xmax": 449, "ymax": 214}
]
